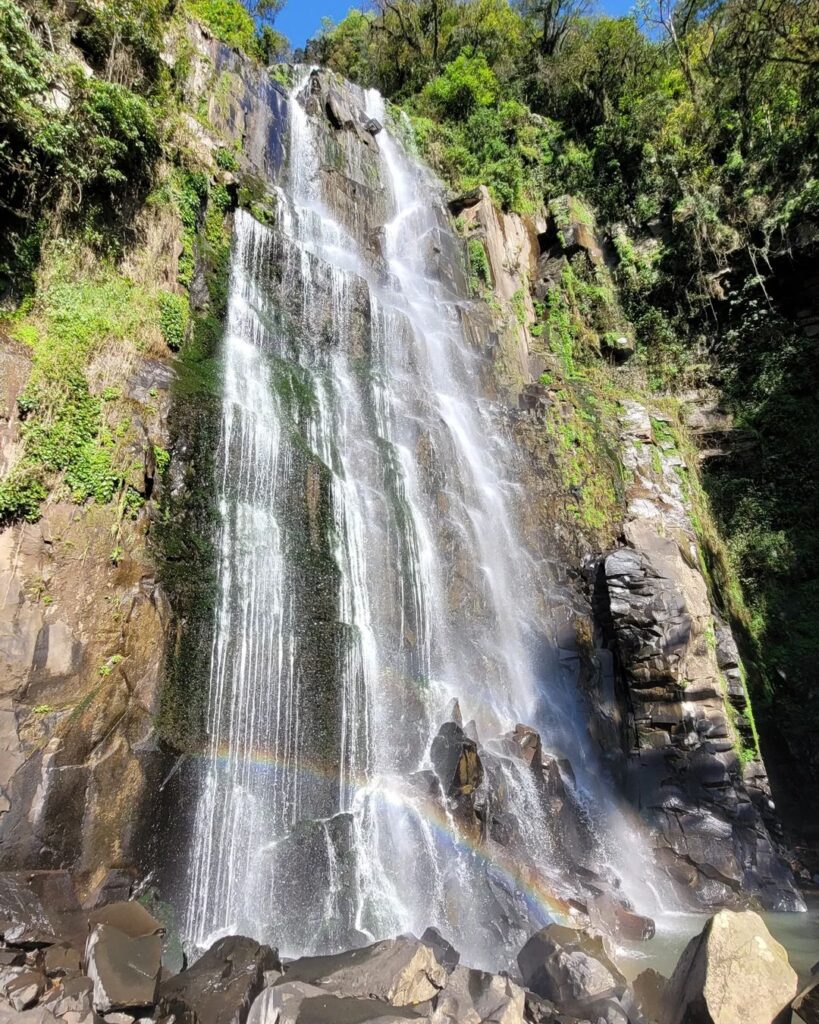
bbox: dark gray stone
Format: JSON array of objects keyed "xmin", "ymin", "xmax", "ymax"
[{"xmin": 159, "ymin": 935, "xmax": 280, "ymax": 1024}]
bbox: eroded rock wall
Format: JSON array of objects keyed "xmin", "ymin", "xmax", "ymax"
[
  {"xmin": 0, "ymin": 341, "xmax": 172, "ymax": 899},
  {"xmin": 460, "ymin": 187, "xmax": 802, "ymax": 910}
]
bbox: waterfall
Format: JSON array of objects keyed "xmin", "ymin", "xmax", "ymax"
[{"xmin": 183, "ymin": 71, "xmax": 661, "ymax": 969}]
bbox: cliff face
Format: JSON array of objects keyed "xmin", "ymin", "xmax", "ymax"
[
  {"xmin": 453, "ymin": 187, "xmax": 803, "ymax": 910},
  {"xmin": 0, "ymin": 323, "xmax": 171, "ymax": 898},
  {"xmin": 0, "ymin": 14, "xmax": 803, "ymax": 927}
]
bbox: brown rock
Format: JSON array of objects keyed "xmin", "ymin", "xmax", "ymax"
[
  {"xmin": 85, "ymin": 924, "xmax": 162, "ymax": 1014},
  {"xmin": 632, "ymin": 968, "xmax": 667, "ymax": 1022}
]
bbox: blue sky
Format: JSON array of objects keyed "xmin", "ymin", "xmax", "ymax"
[{"xmin": 277, "ymin": 1, "xmax": 634, "ymax": 50}]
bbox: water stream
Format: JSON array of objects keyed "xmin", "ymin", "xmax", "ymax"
[{"xmin": 183, "ymin": 71, "xmax": 665, "ymax": 969}]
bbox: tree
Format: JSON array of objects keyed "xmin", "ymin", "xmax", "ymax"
[
  {"xmin": 372, "ymin": 0, "xmax": 456, "ymax": 74},
  {"xmin": 518, "ymin": 0, "xmax": 589, "ymax": 56}
]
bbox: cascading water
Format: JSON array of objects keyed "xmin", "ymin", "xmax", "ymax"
[{"xmin": 183, "ymin": 70, "xmax": 662, "ymax": 969}]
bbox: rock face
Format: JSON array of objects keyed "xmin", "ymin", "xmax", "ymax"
[
  {"xmin": 660, "ymin": 909, "xmax": 798, "ymax": 1024},
  {"xmin": 591, "ymin": 401, "xmax": 802, "ymax": 911},
  {"xmin": 430, "ymin": 723, "xmax": 483, "ymax": 802}
]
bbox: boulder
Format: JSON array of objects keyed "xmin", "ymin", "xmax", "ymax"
[
  {"xmin": 549, "ymin": 195, "xmax": 603, "ymax": 267},
  {"xmin": 587, "ymin": 893, "xmax": 655, "ymax": 942},
  {"xmin": 43, "ymin": 943, "xmax": 82, "ymax": 977},
  {"xmin": 632, "ymin": 969, "xmax": 667, "ymax": 1022},
  {"xmin": 159, "ymin": 935, "xmax": 280, "ymax": 1024},
  {"xmin": 793, "ymin": 972, "xmax": 819, "ymax": 1024},
  {"xmin": 86, "ymin": 903, "xmax": 162, "ymax": 939},
  {"xmin": 420, "ymin": 928, "xmax": 459, "ymax": 973},
  {"xmin": 280, "ymin": 937, "xmax": 447, "ymax": 1007},
  {"xmin": 660, "ymin": 910, "xmax": 797, "ymax": 1024},
  {"xmin": 430, "ymin": 723, "xmax": 483, "ymax": 800},
  {"xmin": 430, "ymin": 965, "xmax": 525, "ymax": 1024},
  {"xmin": 85, "ymin": 924, "xmax": 162, "ymax": 1014},
  {"xmin": 249, "ymin": 981, "xmax": 423, "ymax": 1024},
  {"xmin": 0, "ymin": 1008, "xmax": 60, "ymax": 1024},
  {"xmin": 249, "ymin": 980, "xmax": 327, "ymax": 1024},
  {"xmin": 517, "ymin": 925, "xmax": 626, "ymax": 1017},
  {"xmin": 501, "ymin": 725, "xmax": 543, "ymax": 770},
  {"xmin": 0, "ymin": 872, "xmax": 83, "ymax": 949}
]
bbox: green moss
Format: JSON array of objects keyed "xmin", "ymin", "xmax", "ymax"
[
  {"xmin": 510, "ymin": 288, "xmax": 526, "ymax": 326},
  {"xmin": 543, "ymin": 377, "xmax": 623, "ymax": 538},
  {"xmin": 215, "ymin": 145, "xmax": 239, "ymax": 172},
  {"xmin": 467, "ymin": 237, "xmax": 491, "ymax": 294}
]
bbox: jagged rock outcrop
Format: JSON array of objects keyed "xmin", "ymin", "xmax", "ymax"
[
  {"xmin": 457, "ymin": 167, "xmax": 801, "ymax": 911},
  {"xmin": 592, "ymin": 402, "xmax": 802, "ymax": 910}
]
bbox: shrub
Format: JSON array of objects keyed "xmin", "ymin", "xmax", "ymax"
[
  {"xmin": 186, "ymin": 0, "xmax": 258, "ymax": 55},
  {"xmin": 159, "ymin": 291, "xmax": 191, "ymax": 350}
]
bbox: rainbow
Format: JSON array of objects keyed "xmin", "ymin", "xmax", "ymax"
[{"xmin": 188, "ymin": 740, "xmax": 579, "ymax": 926}]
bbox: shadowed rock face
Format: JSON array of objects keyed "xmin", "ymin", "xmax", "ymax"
[{"xmin": 596, "ymin": 525, "xmax": 802, "ymax": 911}]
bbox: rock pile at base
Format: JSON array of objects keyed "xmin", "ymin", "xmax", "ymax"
[{"xmin": 0, "ymin": 882, "xmax": 807, "ymax": 1024}]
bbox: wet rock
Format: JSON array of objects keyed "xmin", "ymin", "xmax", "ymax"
[
  {"xmin": 158, "ymin": 936, "xmax": 280, "ymax": 1024},
  {"xmin": 85, "ymin": 924, "xmax": 162, "ymax": 1014},
  {"xmin": 83, "ymin": 871, "xmax": 135, "ymax": 911},
  {"xmin": 597, "ymin": 519, "xmax": 803, "ymax": 912},
  {"xmin": 501, "ymin": 725, "xmax": 543, "ymax": 769},
  {"xmin": 420, "ymin": 928, "xmax": 459, "ymax": 973},
  {"xmin": 256, "ymin": 813, "xmax": 365, "ymax": 955},
  {"xmin": 430, "ymin": 723, "xmax": 483, "ymax": 801},
  {"xmin": 587, "ymin": 893, "xmax": 655, "ymax": 942},
  {"xmin": 0, "ymin": 872, "xmax": 83, "ymax": 949},
  {"xmin": 431, "ymin": 965, "xmax": 525, "ymax": 1024},
  {"xmin": 517, "ymin": 925, "xmax": 626, "ymax": 1018},
  {"xmin": 326, "ymin": 88, "xmax": 355, "ymax": 131},
  {"xmin": 659, "ymin": 910, "xmax": 797, "ymax": 1024},
  {"xmin": 281, "ymin": 937, "xmax": 446, "ymax": 1007},
  {"xmin": 631, "ymin": 969, "xmax": 666, "ymax": 1023}
]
